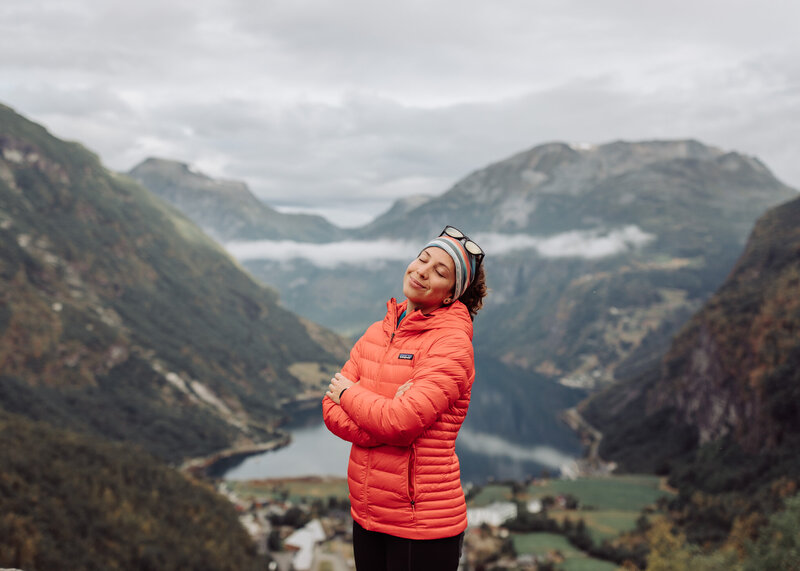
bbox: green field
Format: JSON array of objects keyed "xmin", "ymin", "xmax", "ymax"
[
  {"xmin": 512, "ymin": 533, "xmax": 619, "ymax": 571},
  {"xmin": 468, "ymin": 484, "xmax": 514, "ymax": 506},
  {"xmin": 474, "ymin": 475, "xmax": 673, "ymax": 568},
  {"xmin": 528, "ymin": 474, "xmax": 670, "ymax": 511},
  {"xmin": 555, "ymin": 510, "xmax": 642, "ymax": 543},
  {"xmin": 513, "ymin": 532, "xmax": 580, "ymax": 555},
  {"xmin": 229, "ymin": 477, "xmax": 349, "ymax": 503}
]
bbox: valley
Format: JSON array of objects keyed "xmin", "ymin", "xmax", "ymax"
[{"xmin": 2, "ymin": 101, "xmax": 799, "ymax": 570}]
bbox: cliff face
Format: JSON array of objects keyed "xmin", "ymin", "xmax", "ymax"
[
  {"xmin": 0, "ymin": 104, "xmax": 349, "ymax": 461},
  {"xmin": 651, "ymin": 195, "xmax": 800, "ymax": 452},
  {"xmin": 582, "ymin": 195, "xmax": 800, "ymax": 482}
]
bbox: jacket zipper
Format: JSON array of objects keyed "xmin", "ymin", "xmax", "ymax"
[
  {"xmin": 366, "ymin": 311, "xmax": 399, "ymax": 525},
  {"xmin": 407, "ymin": 444, "xmax": 417, "ymax": 515}
]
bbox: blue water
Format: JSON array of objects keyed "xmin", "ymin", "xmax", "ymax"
[{"xmin": 223, "ymin": 357, "xmax": 588, "ymax": 484}]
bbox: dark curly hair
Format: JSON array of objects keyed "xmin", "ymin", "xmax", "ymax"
[{"xmin": 456, "ymin": 263, "xmax": 487, "ymax": 319}]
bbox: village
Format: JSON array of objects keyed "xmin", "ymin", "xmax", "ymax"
[{"xmin": 216, "ymin": 475, "xmax": 633, "ymax": 571}]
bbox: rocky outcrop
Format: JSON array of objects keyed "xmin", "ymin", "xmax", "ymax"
[
  {"xmin": 649, "ymin": 195, "xmax": 800, "ymax": 452},
  {"xmin": 582, "ymin": 194, "xmax": 800, "ymax": 477}
]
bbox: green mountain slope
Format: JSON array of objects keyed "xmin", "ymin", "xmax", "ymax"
[
  {"xmin": 0, "ymin": 103, "xmax": 349, "ymax": 462},
  {"xmin": 580, "ymin": 195, "xmax": 800, "ymax": 543},
  {"xmin": 0, "ymin": 411, "xmax": 264, "ymax": 571},
  {"xmin": 583, "ymin": 194, "xmax": 800, "ymax": 475},
  {"xmin": 128, "ymin": 157, "xmax": 346, "ymax": 242}
]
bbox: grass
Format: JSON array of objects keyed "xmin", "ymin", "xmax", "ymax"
[
  {"xmin": 229, "ymin": 477, "xmax": 349, "ymax": 503},
  {"xmin": 528, "ymin": 474, "xmax": 670, "ymax": 511},
  {"xmin": 512, "ymin": 533, "xmax": 619, "ymax": 571},
  {"xmin": 554, "ymin": 509, "xmax": 642, "ymax": 543},
  {"xmin": 468, "ymin": 484, "xmax": 514, "ymax": 506},
  {"xmin": 512, "ymin": 532, "xmax": 580, "ymax": 556}
]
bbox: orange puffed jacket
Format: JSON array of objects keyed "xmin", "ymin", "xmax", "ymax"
[{"xmin": 322, "ymin": 298, "xmax": 474, "ymax": 540}]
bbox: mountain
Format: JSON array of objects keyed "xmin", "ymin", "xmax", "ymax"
[
  {"xmin": 128, "ymin": 157, "xmax": 347, "ymax": 242},
  {"xmin": 235, "ymin": 140, "xmax": 797, "ymax": 387},
  {"xmin": 0, "ymin": 103, "xmax": 349, "ymax": 462},
  {"xmin": 582, "ymin": 194, "xmax": 800, "ymax": 479},
  {"xmin": 0, "ymin": 411, "xmax": 265, "ymax": 571},
  {"xmin": 354, "ymin": 140, "xmax": 785, "ymax": 240},
  {"xmin": 578, "ymin": 193, "xmax": 800, "ymax": 550}
]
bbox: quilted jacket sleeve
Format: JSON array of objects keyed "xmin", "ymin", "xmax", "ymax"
[
  {"xmin": 339, "ymin": 330, "xmax": 471, "ymax": 447},
  {"xmin": 322, "ymin": 336, "xmax": 382, "ymax": 448}
]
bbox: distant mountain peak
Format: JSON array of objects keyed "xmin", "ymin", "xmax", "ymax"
[
  {"xmin": 357, "ymin": 138, "xmax": 794, "ymax": 239},
  {"xmin": 129, "ymin": 158, "xmax": 346, "ymax": 243},
  {"xmin": 130, "ymin": 157, "xmax": 253, "ymax": 201}
]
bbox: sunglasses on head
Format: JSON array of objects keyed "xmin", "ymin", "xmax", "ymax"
[{"xmin": 440, "ymin": 226, "xmax": 484, "ymax": 264}]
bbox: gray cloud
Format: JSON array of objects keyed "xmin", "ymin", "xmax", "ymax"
[{"xmin": 1, "ymin": 0, "xmax": 798, "ymax": 226}]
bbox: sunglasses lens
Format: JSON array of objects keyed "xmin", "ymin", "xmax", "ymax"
[
  {"xmin": 443, "ymin": 226, "xmax": 464, "ymax": 239},
  {"xmin": 439, "ymin": 226, "xmax": 483, "ymax": 261},
  {"xmin": 464, "ymin": 241, "xmax": 482, "ymax": 256}
]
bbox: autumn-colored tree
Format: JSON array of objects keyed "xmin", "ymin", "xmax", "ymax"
[{"xmin": 744, "ymin": 493, "xmax": 800, "ymax": 571}]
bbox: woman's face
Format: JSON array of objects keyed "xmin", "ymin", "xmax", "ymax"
[{"xmin": 403, "ymin": 246, "xmax": 456, "ymax": 313}]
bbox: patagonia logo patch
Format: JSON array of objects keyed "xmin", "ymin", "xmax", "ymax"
[{"xmin": 398, "ymin": 353, "xmax": 414, "ymax": 360}]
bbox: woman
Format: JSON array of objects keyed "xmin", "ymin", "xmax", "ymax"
[{"xmin": 323, "ymin": 226, "xmax": 487, "ymax": 571}]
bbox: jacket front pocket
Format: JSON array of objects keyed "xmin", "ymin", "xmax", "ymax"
[{"xmin": 406, "ymin": 445, "xmax": 417, "ymax": 508}]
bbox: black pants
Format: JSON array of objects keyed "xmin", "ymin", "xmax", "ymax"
[{"xmin": 352, "ymin": 520, "xmax": 463, "ymax": 571}]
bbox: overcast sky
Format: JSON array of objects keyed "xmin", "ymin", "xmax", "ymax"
[{"xmin": 2, "ymin": 0, "xmax": 799, "ymax": 226}]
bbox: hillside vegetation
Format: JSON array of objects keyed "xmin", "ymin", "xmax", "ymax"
[
  {"xmin": 0, "ymin": 411, "xmax": 265, "ymax": 571},
  {"xmin": 0, "ymin": 103, "xmax": 349, "ymax": 463},
  {"xmin": 581, "ymin": 195, "xmax": 800, "ymax": 558}
]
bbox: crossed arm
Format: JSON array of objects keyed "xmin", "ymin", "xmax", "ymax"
[{"xmin": 321, "ymin": 332, "xmax": 471, "ymax": 448}]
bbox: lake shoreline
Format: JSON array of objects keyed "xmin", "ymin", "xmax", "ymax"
[
  {"xmin": 180, "ymin": 394, "xmax": 327, "ymax": 479},
  {"xmin": 180, "ymin": 431, "xmax": 292, "ymax": 479}
]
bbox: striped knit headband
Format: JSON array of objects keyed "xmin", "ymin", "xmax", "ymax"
[{"xmin": 421, "ymin": 235, "xmax": 476, "ymax": 301}]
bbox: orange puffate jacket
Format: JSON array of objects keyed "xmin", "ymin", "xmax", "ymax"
[{"xmin": 322, "ymin": 298, "xmax": 475, "ymax": 541}]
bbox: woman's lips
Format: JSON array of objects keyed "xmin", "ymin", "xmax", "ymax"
[{"xmin": 408, "ymin": 276, "xmax": 425, "ymax": 289}]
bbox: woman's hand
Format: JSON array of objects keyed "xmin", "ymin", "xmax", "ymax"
[
  {"xmin": 394, "ymin": 381, "xmax": 413, "ymax": 399},
  {"xmin": 326, "ymin": 372, "xmax": 355, "ymax": 404}
]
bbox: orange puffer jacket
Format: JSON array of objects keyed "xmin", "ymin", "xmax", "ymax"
[{"xmin": 322, "ymin": 298, "xmax": 474, "ymax": 540}]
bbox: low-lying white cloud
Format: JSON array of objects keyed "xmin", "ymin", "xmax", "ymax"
[
  {"xmin": 476, "ymin": 225, "xmax": 655, "ymax": 259},
  {"xmin": 226, "ymin": 238, "xmax": 419, "ymax": 267},
  {"xmin": 458, "ymin": 429, "xmax": 576, "ymax": 469},
  {"xmin": 225, "ymin": 225, "xmax": 655, "ymax": 266}
]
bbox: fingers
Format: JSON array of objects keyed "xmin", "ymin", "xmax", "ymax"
[
  {"xmin": 394, "ymin": 381, "xmax": 413, "ymax": 398},
  {"xmin": 325, "ymin": 386, "xmax": 339, "ymax": 404}
]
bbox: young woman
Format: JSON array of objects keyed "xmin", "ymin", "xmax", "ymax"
[{"xmin": 323, "ymin": 226, "xmax": 487, "ymax": 571}]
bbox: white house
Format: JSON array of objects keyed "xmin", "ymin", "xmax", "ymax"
[
  {"xmin": 467, "ymin": 502, "xmax": 518, "ymax": 527},
  {"xmin": 283, "ymin": 519, "xmax": 327, "ymax": 571}
]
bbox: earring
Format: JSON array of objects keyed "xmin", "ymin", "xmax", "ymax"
[{"xmin": 444, "ymin": 298, "xmax": 452, "ymax": 304}]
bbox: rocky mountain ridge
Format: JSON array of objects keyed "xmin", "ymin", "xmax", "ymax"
[
  {"xmin": 128, "ymin": 157, "xmax": 346, "ymax": 243},
  {"xmin": 356, "ymin": 139, "xmax": 785, "ymax": 241},
  {"xmin": 204, "ymin": 139, "xmax": 797, "ymax": 387},
  {"xmin": 0, "ymin": 103, "xmax": 349, "ymax": 462}
]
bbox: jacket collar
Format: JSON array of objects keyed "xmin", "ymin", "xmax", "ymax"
[{"xmin": 382, "ymin": 298, "xmax": 473, "ymax": 340}]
